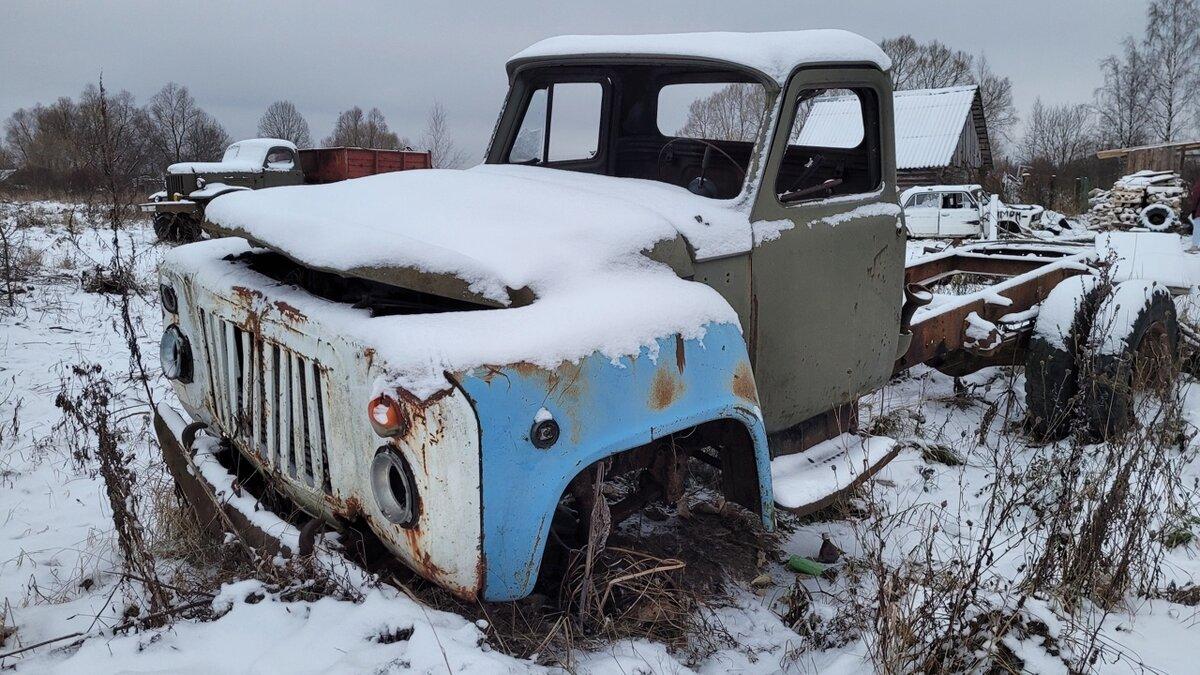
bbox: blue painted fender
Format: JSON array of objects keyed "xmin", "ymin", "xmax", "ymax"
[{"xmin": 454, "ymin": 321, "xmax": 773, "ymax": 601}]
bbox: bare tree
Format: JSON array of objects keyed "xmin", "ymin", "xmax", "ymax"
[
  {"xmin": 145, "ymin": 83, "xmax": 201, "ymax": 164},
  {"xmin": 187, "ymin": 114, "xmax": 231, "ymax": 161},
  {"xmin": 880, "ymin": 36, "xmax": 973, "ymax": 90},
  {"xmin": 418, "ymin": 102, "xmax": 466, "ymax": 168},
  {"xmin": 145, "ymin": 83, "xmax": 230, "ymax": 164},
  {"xmin": 881, "ymin": 36, "xmax": 1018, "ymax": 157},
  {"xmin": 78, "ymin": 84, "xmax": 155, "ymax": 189},
  {"xmin": 1019, "ymin": 98, "xmax": 1096, "ymax": 167},
  {"xmin": 323, "ymin": 106, "xmax": 404, "ymax": 149},
  {"xmin": 1144, "ymin": 0, "xmax": 1200, "ymax": 142},
  {"xmin": 1095, "ymin": 38, "xmax": 1153, "ymax": 149},
  {"xmin": 880, "ymin": 35, "xmax": 922, "ymax": 90},
  {"xmin": 257, "ymin": 100, "xmax": 312, "ymax": 147},
  {"xmin": 676, "ymin": 84, "xmax": 765, "ymax": 142},
  {"xmin": 975, "ymin": 56, "xmax": 1018, "ymax": 154}
]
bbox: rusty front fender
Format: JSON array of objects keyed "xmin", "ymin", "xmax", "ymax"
[{"xmin": 455, "ymin": 321, "xmax": 772, "ymax": 601}]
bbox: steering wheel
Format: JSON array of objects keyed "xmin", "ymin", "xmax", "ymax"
[{"xmin": 656, "ymin": 137, "xmax": 746, "ymax": 196}]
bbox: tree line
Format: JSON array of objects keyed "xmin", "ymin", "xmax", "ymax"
[{"xmin": 1, "ymin": 82, "xmax": 465, "ymax": 194}]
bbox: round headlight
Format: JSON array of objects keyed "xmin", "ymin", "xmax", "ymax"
[
  {"xmin": 531, "ymin": 418, "xmax": 560, "ymax": 449},
  {"xmin": 371, "ymin": 448, "xmax": 418, "ymax": 527},
  {"xmin": 159, "ymin": 325, "xmax": 193, "ymax": 383},
  {"xmin": 195, "ymin": 176, "xmax": 206, "ymax": 189},
  {"xmin": 159, "ymin": 283, "xmax": 178, "ymax": 314}
]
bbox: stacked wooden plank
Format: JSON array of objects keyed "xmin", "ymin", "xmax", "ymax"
[{"xmin": 1087, "ymin": 170, "xmax": 1187, "ymax": 229}]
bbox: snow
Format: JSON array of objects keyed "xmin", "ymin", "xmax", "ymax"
[
  {"xmin": 509, "ymin": 30, "xmax": 891, "ymax": 86},
  {"xmin": 1032, "ymin": 274, "xmax": 1102, "ymax": 349},
  {"xmin": 1094, "ymin": 279, "xmax": 1170, "ymax": 354},
  {"xmin": 1099, "ymin": 231, "xmax": 1200, "ymax": 289},
  {"xmin": 198, "ymin": 163, "xmax": 761, "ymax": 398},
  {"xmin": 189, "ymin": 182, "xmax": 249, "ymax": 199},
  {"xmin": 168, "ymin": 236, "xmax": 739, "ymax": 400},
  {"xmin": 769, "ymin": 433, "xmax": 897, "ymax": 510},
  {"xmin": 814, "ymin": 201, "xmax": 901, "ymax": 227},
  {"xmin": 750, "ymin": 218, "xmax": 792, "ymax": 244},
  {"xmin": 534, "ymin": 407, "xmax": 553, "ymax": 423},
  {"xmin": 206, "ymin": 164, "xmax": 754, "ymax": 305}
]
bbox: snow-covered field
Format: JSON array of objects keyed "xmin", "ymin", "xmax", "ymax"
[{"xmin": 1, "ymin": 201, "xmax": 1199, "ymax": 673}]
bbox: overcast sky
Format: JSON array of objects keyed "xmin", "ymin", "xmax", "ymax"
[{"xmin": 2, "ymin": 0, "xmax": 1147, "ymax": 163}]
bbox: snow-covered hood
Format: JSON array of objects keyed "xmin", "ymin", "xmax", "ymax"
[
  {"xmin": 168, "ymin": 160, "xmax": 267, "ymax": 174},
  {"xmin": 203, "ymin": 164, "xmax": 753, "ymax": 307}
]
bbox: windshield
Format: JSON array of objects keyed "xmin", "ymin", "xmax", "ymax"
[
  {"xmin": 221, "ymin": 144, "xmax": 241, "ymax": 162},
  {"xmin": 498, "ymin": 64, "xmax": 767, "ymax": 200}
]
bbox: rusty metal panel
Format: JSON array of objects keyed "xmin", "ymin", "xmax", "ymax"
[
  {"xmin": 160, "ymin": 252, "xmax": 485, "ymax": 598},
  {"xmin": 899, "ymin": 253, "xmax": 1091, "ymax": 371}
]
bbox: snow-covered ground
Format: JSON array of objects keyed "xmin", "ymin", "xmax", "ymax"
[{"xmin": 1, "ymin": 202, "xmax": 1198, "ymax": 673}]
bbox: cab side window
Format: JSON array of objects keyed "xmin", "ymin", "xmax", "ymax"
[
  {"xmin": 776, "ymin": 86, "xmax": 881, "ymax": 205},
  {"xmin": 508, "ymin": 82, "xmax": 604, "ymax": 165},
  {"xmin": 265, "ymin": 148, "xmax": 296, "ymax": 170}
]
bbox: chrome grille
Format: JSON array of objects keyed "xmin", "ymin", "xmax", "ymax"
[{"xmin": 197, "ymin": 309, "xmax": 332, "ymax": 493}]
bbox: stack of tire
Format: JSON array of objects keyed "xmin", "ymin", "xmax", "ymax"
[{"xmin": 1025, "ymin": 275, "xmax": 1178, "ymax": 441}]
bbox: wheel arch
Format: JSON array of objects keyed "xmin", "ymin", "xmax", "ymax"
[{"xmin": 453, "ymin": 323, "xmax": 772, "ymax": 601}]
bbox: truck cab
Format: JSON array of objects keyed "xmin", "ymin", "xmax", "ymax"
[{"xmin": 155, "ymin": 30, "xmax": 904, "ymax": 601}]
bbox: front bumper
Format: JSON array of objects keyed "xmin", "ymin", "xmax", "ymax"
[
  {"xmin": 140, "ymin": 200, "xmax": 199, "ymax": 215},
  {"xmin": 153, "ymin": 403, "xmax": 302, "ymax": 558}
]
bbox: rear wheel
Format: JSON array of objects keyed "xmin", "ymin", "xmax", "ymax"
[
  {"xmin": 1025, "ymin": 275, "xmax": 1105, "ymax": 440},
  {"xmin": 153, "ymin": 212, "xmax": 202, "ymax": 243},
  {"xmin": 1079, "ymin": 280, "xmax": 1178, "ymax": 441}
]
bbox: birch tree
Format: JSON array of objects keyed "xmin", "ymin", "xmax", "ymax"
[{"xmin": 418, "ymin": 102, "xmax": 466, "ymax": 168}]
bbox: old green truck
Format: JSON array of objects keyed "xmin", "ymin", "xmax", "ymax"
[{"xmin": 143, "ymin": 140, "xmax": 431, "ymax": 242}]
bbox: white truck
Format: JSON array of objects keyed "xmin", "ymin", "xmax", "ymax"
[{"xmin": 901, "ymin": 184, "xmax": 1044, "ymax": 238}]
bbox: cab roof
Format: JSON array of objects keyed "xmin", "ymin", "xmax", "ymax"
[{"xmin": 508, "ymin": 30, "xmax": 891, "ymax": 86}]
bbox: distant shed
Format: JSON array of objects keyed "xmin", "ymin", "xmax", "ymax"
[{"xmin": 798, "ymin": 85, "xmax": 992, "ymax": 190}]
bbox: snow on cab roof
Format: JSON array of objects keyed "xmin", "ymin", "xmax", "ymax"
[{"xmin": 509, "ymin": 30, "xmax": 891, "ymax": 85}]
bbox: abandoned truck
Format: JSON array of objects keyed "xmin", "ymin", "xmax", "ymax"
[
  {"xmin": 153, "ymin": 30, "xmax": 1180, "ymax": 602},
  {"xmin": 142, "ymin": 139, "xmax": 431, "ymax": 242}
]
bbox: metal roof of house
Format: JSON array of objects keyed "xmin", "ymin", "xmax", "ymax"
[{"xmin": 796, "ymin": 85, "xmax": 988, "ymax": 171}]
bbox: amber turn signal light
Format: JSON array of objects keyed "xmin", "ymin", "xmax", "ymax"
[{"xmin": 368, "ymin": 395, "xmax": 407, "ymax": 438}]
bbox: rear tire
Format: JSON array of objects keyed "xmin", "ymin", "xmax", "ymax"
[
  {"xmin": 153, "ymin": 212, "xmax": 202, "ymax": 243},
  {"xmin": 1025, "ymin": 275, "xmax": 1106, "ymax": 440},
  {"xmin": 1079, "ymin": 280, "xmax": 1178, "ymax": 441},
  {"xmin": 1139, "ymin": 204, "xmax": 1177, "ymax": 232}
]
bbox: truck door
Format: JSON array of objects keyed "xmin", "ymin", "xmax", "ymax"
[
  {"xmin": 903, "ymin": 192, "xmax": 939, "ymax": 236},
  {"xmin": 937, "ymin": 191, "xmax": 981, "ymax": 237},
  {"xmin": 748, "ymin": 67, "xmax": 903, "ymax": 433}
]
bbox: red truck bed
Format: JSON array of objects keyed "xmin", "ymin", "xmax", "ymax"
[{"xmin": 298, "ymin": 147, "xmax": 432, "ymax": 184}]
